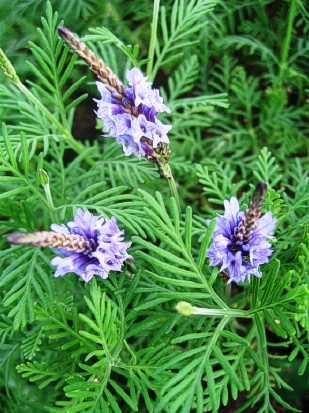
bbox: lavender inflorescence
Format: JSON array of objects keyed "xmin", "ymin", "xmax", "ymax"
[
  {"xmin": 57, "ymin": 26, "xmax": 173, "ymax": 171},
  {"xmin": 207, "ymin": 182, "xmax": 277, "ymax": 284},
  {"xmin": 8, "ymin": 209, "xmax": 132, "ymax": 282}
]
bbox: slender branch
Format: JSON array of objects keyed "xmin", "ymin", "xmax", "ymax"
[
  {"xmin": 278, "ymin": 0, "xmax": 297, "ymax": 83},
  {"xmin": 147, "ymin": 0, "xmax": 160, "ymax": 79}
]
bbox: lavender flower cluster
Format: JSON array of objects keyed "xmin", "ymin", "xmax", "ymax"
[
  {"xmin": 95, "ymin": 67, "xmax": 172, "ymax": 159},
  {"xmin": 207, "ymin": 185, "xmax": 277, "ymax": 284},
  {"xmin": 8, "ymin": 209, "xmax": 132, "ymax": 282},
  {"xmin": 51, "ymin": 209, "xmax": 132, "ymax": 281}
]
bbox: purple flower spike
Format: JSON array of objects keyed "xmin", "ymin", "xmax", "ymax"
[
  {"xmin": 206, "ymin": 183, "xmax": 277, "ymax": 284},
  {"xmin": 50, "ymin": 209, "xmax": 132, "ymax": 282},
  {"xmin": 95, "ymin": 67, "xmax": 172, "ymax": 159},
  {"xmin": 57, "ymin": 27, "xmax": 171, "ymax": 164},
  {"xmin": 8, "ymin": 209, "xmax": 132, "ymax": 282}
]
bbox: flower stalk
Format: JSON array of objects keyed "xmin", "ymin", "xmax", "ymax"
[
  {"xmin": 147, "ymin": 0, "xmax": 160, "ymax": 79},
  {"xmin": 176, "ymin": 301, "xmax": 253, "ymax": 318},
  {"xmin": 39, "ymin": 169, "xmax": 57, "ymax": 223}
]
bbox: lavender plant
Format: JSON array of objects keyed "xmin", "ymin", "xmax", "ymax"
[{"xmin": 0, "ymin": 1, "xmax": 308, "ymax": 412}]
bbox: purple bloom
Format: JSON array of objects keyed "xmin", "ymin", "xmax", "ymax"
[
  {"xmin": 95, "ymin": 67, "xmax": 172, "ymax": 158},
  {"xmin": 206, "ymin": 188, "xmax": 277, "ymax": 284},
  {"xmin": 51, "ymin": 209, "xmax": 132, "ymax": 282}
]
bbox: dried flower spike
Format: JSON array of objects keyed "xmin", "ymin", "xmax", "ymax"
[
  {"xmin": 8, "ymin": 209, "xmax": 132, "ymax": 282},
  {"xmin": 234, "ymin": 181, "xmax": 267, "ymax": 244},
  {"xmin": 7, "ymin": 231, "xmax": 90, "ymax": 252},
  {"xmin": 58, "ymin": 26, "xmax": 138, "ymax": 117},
  {"xmin": 206, "ymin": 182, "xmax": 277, "ymax": 284}
]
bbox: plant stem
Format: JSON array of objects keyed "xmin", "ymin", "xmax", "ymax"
[
  {"xmin": 167, "ymin": 171, "xmax": 181, "ymax": 217},
  {"xmin": 225, "ymin": 282, "xmax": 232, "ymax": 305},
  {"xmin": 193, "ymin": 308, "xmax": 253, "ymax": 318},
  {"xmin": 279, "ymin": 0, "xmax": 296, "ymax": 83},
  {"xmin": 176, "ymin": 301, "xmax": 253, "ymax": 318},
  {"xmin": 43, "ymin": 182, "xmax": 57, "ymax": 223},
  {"xmin": 147, "ymin": 0, "xmax": 160, "ymax": 80},
  {"xmin": 159, "ymin": 161, "xmax": 181, "ymax": 218}
]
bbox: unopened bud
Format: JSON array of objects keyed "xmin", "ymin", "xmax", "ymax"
[
  {"xmin": 175, "ymin": 301, "xmax": 197, "ymax": 316},
  {"xmin": 39, "ymin": 169, "xmax": 49, "ymax": 187}
]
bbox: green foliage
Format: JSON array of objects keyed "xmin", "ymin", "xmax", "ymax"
[
  {"xmin": 151, "ymin": 0, "xmax": 218, "ymax": 80},
  {"xmin": 0, "ymin": 247, "xmax": 54, "ymax": 329},
  {"xmin": 1, "ymin": 0, "xmax": 309, "ymax": 412}
]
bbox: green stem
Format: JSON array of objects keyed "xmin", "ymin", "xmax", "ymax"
[
  {"xmin": 193, "ymin": 308, "xmax": 253, "ymax": 318},
  {"xmin": 147, "ymin": 0, "xmax": 160, "ymax": 79},
  {"xmin": 278, "ymin": 0, "xmax": 297, "ymax": 83},
  {"xmin": 225, "ymin": 282, "xmax": 232, "ymax": 305},
  {"xmin": 16, "ymin": 81, "xmax": 95, "ymax": 166},
  {"xmin": 159, "ymin": 161, "xmax": 181, "ymax": 218},
  {"xmin": 167, "ymin": 171, "xmax": 181, "ymax": 217},
  {"xmin": 43, "ymin": 183, "xmax": 57, "ymax": 223}
]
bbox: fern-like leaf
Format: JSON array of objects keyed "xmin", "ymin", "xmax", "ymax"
[
  {"xmin": 152, "ymin": 0, "xmax": 218, "ymax": 79},
  {"xmin": 0, "ymin": 247, "xmax": 54, "ymax": 329}
]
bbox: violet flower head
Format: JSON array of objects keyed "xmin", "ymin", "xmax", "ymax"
[
  {"xmin": 206, "ymin": 182, "xmax": 277, "ymax": 284},
  {"xmin": 8, "ymin": 209, "xmax": 132, "ymax": 282},
  {"xmin": 95, "ymin": 67, "xmax": 172, "ymax": 159},
  {"xmin": 57, "ymin": 27, "xmax": 173, "ymax": 177}
]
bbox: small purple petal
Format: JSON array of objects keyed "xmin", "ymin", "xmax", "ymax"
[
  {"xmin": 50, "ymin": 223, "xmax": 70, "ymax": 235},
  {"xmin": 116, "ymin": 134, "xmax": 145, "ymax": 158},
  {"xmin": 151, "ymin": 118, "xmax": 172, "ymax": 148},
  {"xmin": 252, "ymin": 211, "xmax": 277, "ymax": 238}
]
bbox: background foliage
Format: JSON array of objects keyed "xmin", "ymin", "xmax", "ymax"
[{"xmin": 0, "ymin": 0, "xmax": 308, "ymax": 412}]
